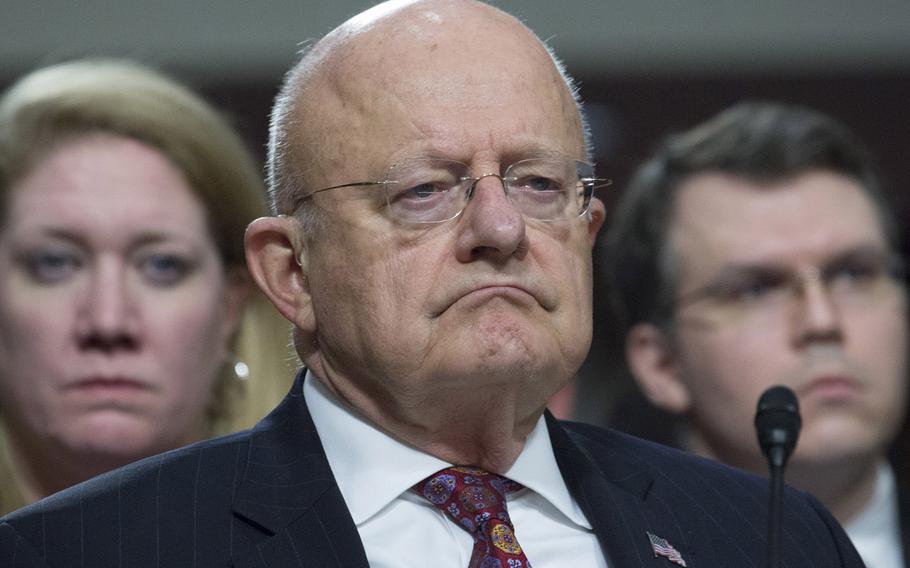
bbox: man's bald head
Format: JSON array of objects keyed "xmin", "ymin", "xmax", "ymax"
[
  {"xmin": 266, "ymin": 0, "xmax": 589, "ymax": 218},
  {"xmin": 247, "ymin": 0, "xmax": 607, "ymax": 472}
]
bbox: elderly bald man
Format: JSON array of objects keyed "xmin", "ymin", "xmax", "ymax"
[{"xmin": 0, "ymin": 1, "xmax": 863, "ymax": 566}]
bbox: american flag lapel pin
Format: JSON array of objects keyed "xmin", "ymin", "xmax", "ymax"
[{"xmin": 647, "ymin": 532, "xmax": 687, "ymax": 567}]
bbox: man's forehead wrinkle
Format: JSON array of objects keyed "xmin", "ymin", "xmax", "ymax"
[{"xmin": 289, "ymin": 68, "xmax": 420, "ymax": 187}]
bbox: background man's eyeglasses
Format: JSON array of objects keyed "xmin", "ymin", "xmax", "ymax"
[{"xmin": 673, "ymin": 250, "xmax": 905, "ymax": 327}]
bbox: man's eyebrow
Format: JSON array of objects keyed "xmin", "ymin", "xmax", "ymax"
[
  {"xmin": 706, "ymin": 263, "xmax": 789, "ymax": 284},
  {"xmin": 675, "ymin": 264, "xmax": 785, "ymax": 306},
  {"xmin": 822, "ymin": 244, "xmax": 891, "ymax": 267},
  {"xmin": 501, "ymin": 143, "xmax": 577, "ymax": 163},
  {"xmin": 707, "ymin": 244, "xmax": 892, "ymax": 282},
  {"xmin": 406, "ymin": 143, "xmax": 574, "ymax": 165}
]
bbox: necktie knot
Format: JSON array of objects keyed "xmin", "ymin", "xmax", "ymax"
[{"xmin": 415, "ymin": 467, "xmax": 531, "ymax": 568}]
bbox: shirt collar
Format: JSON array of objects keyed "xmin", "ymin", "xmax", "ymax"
[
  {"xmin": 844, "ymin": 462, "xmax": 904, "ymax": 558},
  {"xmin": 303, "ymin": 370, "xmax": 591, "ymax": 529},
  {"xmin": 504, "ymin": 412, "xmax": 592, "ymax": 528}
]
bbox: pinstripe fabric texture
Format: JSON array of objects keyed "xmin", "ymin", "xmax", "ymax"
[{"xmin": 0, "ymin": 370, "xmax": 864, "ymax": 567}]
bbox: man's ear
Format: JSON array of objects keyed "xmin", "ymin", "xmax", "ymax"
[
  {"xmin": 244, "ymin": 216, "xmax": 312, "ymax": 331},
  {"xmin": 586, "ymin": 197, "xmax": 606, "ymax": 248},
  {"xmin": 625, "ymin": 322, "xmax": 691, "ymax": 414}
]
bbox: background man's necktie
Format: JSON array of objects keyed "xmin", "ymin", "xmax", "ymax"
[{"xmin": 415, "ymin": 466, "xmax": 532, "ymax": 568}]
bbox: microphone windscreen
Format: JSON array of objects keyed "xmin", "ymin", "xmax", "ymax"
[{"xmin": 754, "ymin": 385, "xmax": 802, "ymax": 458}]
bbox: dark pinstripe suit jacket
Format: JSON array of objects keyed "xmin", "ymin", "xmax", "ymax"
[{"xmin": 0, "ymin": 370, "xmax": 864, "ymax": 567}]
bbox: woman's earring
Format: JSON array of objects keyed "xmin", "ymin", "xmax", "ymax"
[{"xmin": 229, "ymin": 355, "xmax": 250, "ymax": 381}]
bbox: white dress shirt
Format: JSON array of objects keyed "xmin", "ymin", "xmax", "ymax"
[
  {"xmin": 303, "ymin": 371, "xmax": 608, "ymax": 568},
  {"xmin": 844, "ymin": 463, "xmax": 905, "ymax": 568}
]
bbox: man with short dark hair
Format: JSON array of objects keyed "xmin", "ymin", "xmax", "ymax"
[
  {"xmin": 0, "ymin": 5, "xmax": 863, "ymax": 567},
  {"xmin": 609, "ymin": 101, "xmax": 908, "ymax": 567}
]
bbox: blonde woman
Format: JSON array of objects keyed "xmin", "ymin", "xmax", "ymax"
[{"xmin": 0, "ymin": 59, "xmax": 293, "ymax": 513}]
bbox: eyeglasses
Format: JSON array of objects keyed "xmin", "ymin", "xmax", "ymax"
[
  {"xmin": 674, "ymin": 250, "xmax": 905, "ymax": 327},
  {"xmin": 292, "ymin": 157, "xmax": 610, "ymax": 224}
]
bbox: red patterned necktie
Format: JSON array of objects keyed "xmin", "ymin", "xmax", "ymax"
[{"xmin": 415, "ymin": 466, "xmax": 532, "ymax": 568}]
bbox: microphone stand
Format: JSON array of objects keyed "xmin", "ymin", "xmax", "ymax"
[
  {"xmin": 754, "ymin": 385, "xmax": 801, "ymax": 568},
  {"xmin": 766, "ymin": 446, "xmax": 786, "ymax": 568}
]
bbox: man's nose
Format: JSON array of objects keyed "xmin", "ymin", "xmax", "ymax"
[
  {"xmin": 791, "ymin": 274, "xmax": 844, "ymax": 347},
  {"xmin": 454, "ymin": 175, "xmax": 529, "ymax": 263},
  {"xmin": 77, "ymin": 258, "xmax": 139, "ymax": 351}
]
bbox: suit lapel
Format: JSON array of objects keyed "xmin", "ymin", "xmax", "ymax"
[
  {"xmin": 231, "ymin": 370, "xmax": 369, "ymax": 568},
  {"xmin": 549, "ymin": 414, "xmax": 697, "ymax": 567}
]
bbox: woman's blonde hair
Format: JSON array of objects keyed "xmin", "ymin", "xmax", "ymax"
[{"xmin": 0, "ymin": 59, "xmax": 296, "ymax": 513}]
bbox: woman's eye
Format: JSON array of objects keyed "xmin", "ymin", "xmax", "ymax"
[
  {"xmin": 138, "ymin": 254, "xmax": 193, "ymax": 286},
  {"xmin": 24, "ymin": 251, "xmax": 81, "ymax": 284}
]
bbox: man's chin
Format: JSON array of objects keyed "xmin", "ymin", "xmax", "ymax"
[
  {"xmin": 790, "ymin": 431, "xmax": 884, "ymax": 470},
  {"xmin": 429, "ymin": 353, "xmax": 560, "ymax": 391}
]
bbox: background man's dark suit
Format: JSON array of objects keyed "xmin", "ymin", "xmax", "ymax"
[{"xmin": 0, "ymin": 372, "xmax": 863, "ymax": 567}]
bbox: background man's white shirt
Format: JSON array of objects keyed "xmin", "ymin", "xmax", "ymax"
[
  {"xmin": 844, "ymin": 463, "xmax": 905, "ymax": 568},
  {"xmin": 304, "ymin": 371, "xmax": 608, "ymax": 568}
]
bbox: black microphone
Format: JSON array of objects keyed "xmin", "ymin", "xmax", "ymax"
[
  {"xmin": 754, "ymin": 385, "xmax": 801, "ymax": 568},
  {"xmin": 755, "ymin": 385, "xmax": 801, "ymax": 469}
]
